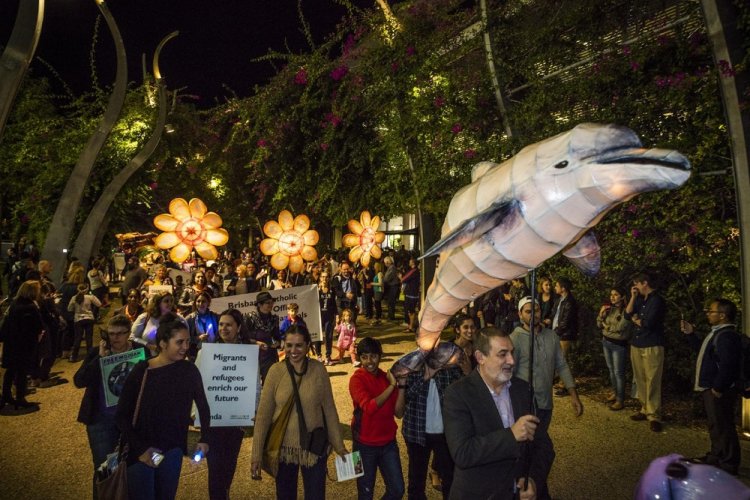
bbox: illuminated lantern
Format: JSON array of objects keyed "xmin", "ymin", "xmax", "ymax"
[
  {"xmin": 342, "ymin": 210, "xmax": 385, "ymax": 267},
  {"xmin": 153, "ymin": 198, "xmax": 229, "ymax": 263},
  {"xmin": 260, "ymin": 210, "xmax": 319, "ymax": 273}
]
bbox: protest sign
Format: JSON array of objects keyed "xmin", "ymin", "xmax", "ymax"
[
  {"xmin": 99, "ymin": 349, "xmax": 147, "ymax": 407},
  {"xmin": 211, "ymin": 285, "xmax": 323, "ymax": 342},
  {"xmin": 195, "ymin": 343, "xmax": 260, "ymax": 427},
  {"xmin": 148, "ymin": 284, "xmax": 173, "ymax": 297}
]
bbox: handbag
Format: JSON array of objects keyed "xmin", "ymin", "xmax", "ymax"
[
  {"xmin": 96, "ymin": 366, "xmax": 149, "ymax": 500},
  {"xmin": 286, "ymin": 360, "xmax": 329, "ymax": 457},
  {"xmin": 261, "ymin": 394, "xmax": 295, "ymax": 477}
]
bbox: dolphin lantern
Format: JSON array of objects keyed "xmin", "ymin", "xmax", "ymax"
[{"xmin": 415, "ymin": 123, "xmax": 691, "ymax": 352}]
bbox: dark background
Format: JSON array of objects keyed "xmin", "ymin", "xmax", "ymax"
[{"xmin": 0, "ymin": 0, "xmax": 379, "ymax": 107}]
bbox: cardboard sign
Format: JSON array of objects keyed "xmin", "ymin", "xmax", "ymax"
[
  {"xmin": 194, "ymin": 343, "xmax": 260, "ymax": 427},
  {"xmin": 99, "ymin": 349, "xmax": 147, "ymax": 407},
  {"xmin": 210, "ymin": 285, "xmax": 323, "ymax": 342},
  {"xmin": 148, "ymin": 284, "xmax": 173, "ymax": 297}
]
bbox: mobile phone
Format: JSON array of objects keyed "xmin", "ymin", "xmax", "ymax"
[
  {"xmin": 151, "ymin": 451, "xmax": 164, "ymax": 467},
  {"xmin": 99, "ymin": 329, "xmax": 111, "ymax": 349}
]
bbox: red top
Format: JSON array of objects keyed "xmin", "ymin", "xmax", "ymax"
[{"xmin": 349, "ymin": 367, "xmax": 399, "ymax": 446}]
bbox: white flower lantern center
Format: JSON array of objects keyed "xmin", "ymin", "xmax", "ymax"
[
  {"xmin": 359, "ymin": 227, "xmax": 376, "ymax": 253},
  {"xmin": 278, "ymin": 231, "xmax": 304, "ymax": 256},
  {"xmin": 176, "ymin": 218, "xmax": 207, "ymax": 246}
]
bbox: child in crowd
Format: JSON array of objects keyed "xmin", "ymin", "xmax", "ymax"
[
  {"xmin": 333, "ymin": 308, "xmax": 358, "ymax": 366},
  {"xmin": 279, "ymin": 303, "xmax": 308, "ymax": 340}
]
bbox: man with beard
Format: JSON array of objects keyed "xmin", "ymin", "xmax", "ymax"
[
  {"xmin": 332, "ymin": 261, "xmax": 360, "ymax": 321},
  {"xmin": 443, "ymin": 327, "xmax": 545, "ymax": 499}
]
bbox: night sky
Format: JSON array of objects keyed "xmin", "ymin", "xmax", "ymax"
[{"xmin": 0, "ymin": 0, "xmax": 379, "ymax": 107}]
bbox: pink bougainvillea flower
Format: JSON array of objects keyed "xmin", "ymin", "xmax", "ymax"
[
  {"xmin": 260, "ymin": 210, "xmax": 319, "ymax": 274},
  {"xmin": 342, "ymin": 211, "xmax": 385, "ymax": 267},
  {"xmin": 153, "ymin": 198, "xmax": 229, "ymax": 263},
  {"xmin": 451, "ymin": 123, "xmax": 463, "ymax": 134},
  {"xmin": 257, "ymin": 139, "xmax": 268, "ymax": 148},
  {"xmin": 294, "ymin": 68, "xmax": 308, "ymax": 85},
  {"xmin": 330, "ymin": 65, "xmax": 349, "ymax": 81},
  {"xmin": 464, "ymin": 149, "xmax": 477, "ymax": 159}
]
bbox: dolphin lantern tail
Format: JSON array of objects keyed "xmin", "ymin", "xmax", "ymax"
[{"xmin": 416, "ymin": 123, "xmax": 690, "ymax": 351}]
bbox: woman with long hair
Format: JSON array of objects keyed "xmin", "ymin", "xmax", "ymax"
[
  {"xmin": 452, "ymin": 313, "xmax": 477, "ymax": 375},
  {"xmin": 115, "ymin": 288, "xmax": 145, "ymax": 324},
  {"xmin": 597, "ymin": 286, "xmax": 633, "ymax": 411},
  {"xmin": 244, "ymin": 291, "xmax": 279, "ymax": 382},
  {"xmin": 251, "ymin": 325, "xmax": 347, "ymax": 499},
  {"xmin": 537, "ymin": 277, "xmax": 556, "ymax": 329},
  {"xmin": 1, "ymin": 280, "xmax": 44, "ymax": 409},
  {"xmin": 131, "ymin": 292, "xmax": 186, "ymax": 356},
  {"xmin": 318, "ymin": 271, "xmax": 337, "ymax": 365},
  {"xmin": 204, "ymin": 309, "xmax": 254, "ymax": 500},
  {"xmin": 116, "ymin": 314, "xmax": 210, "ymax": 500},
  {"xmin": 185, "ymin": 291, "xmax": 219, "ymax": 360},
  {"xmin": 67, "ymin": 283, "xmax": 102, "ymax": 362}
]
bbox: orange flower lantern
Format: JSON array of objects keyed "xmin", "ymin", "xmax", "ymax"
[
  {"xmin": 153, "ymin": 198, "xmax": 229, "ymax": 263},
  {"xmin": 260, "ymin": 210, "xmax": 319, "ymax": 273},
  {"xmin": 342, "ymin": 210, "xmax": 385, "ymax": 266}
]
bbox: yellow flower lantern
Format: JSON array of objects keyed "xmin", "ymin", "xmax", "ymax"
[
  {"xmin": 260, "ymin": 210, "xmax": 319, "ymax": 273},
  {"xmin": 342, "ymin": 211, "xmax": 385, "ymax": 266},
  {"xmin": 153, "ymin": 198, "xmax": 229, "ymax": 263}
]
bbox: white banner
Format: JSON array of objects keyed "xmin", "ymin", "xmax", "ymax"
[
  {"xmin": 210, "ymin": 285, "xmax": 323, "ymax": 342},
  {"xmin": 195, "ymin": 343, "xmax": 260, "ymax": 427}
]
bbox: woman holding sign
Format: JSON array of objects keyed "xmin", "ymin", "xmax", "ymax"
[
  {"xmin": 74, "ymin": 314, "xmax": 148, "ymax": 500},
  {"xmin": 251, "ymin": 325, "xmax": 347, "ymax": 500},
  {"xmin": 203, "ymin": 308, "xmax": 256, "ymax": 500}
]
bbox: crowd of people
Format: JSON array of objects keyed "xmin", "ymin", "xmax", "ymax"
[{"xmin": 0, "ymin": 239, "xmax": 745, "ymax": 499}]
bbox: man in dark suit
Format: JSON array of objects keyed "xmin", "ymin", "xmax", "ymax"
[
  {"xmin": 443, "ymin": 327, "xmax": 548, "ymax": 500},
  {"xmin": 331, "ymin": 260, "xmax": 360, "ymax": 320},
  {"xmin": 681, "ymin": 298, "xmax": 742, "ymax": 475}
]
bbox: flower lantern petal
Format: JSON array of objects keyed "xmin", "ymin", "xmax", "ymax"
[
  {"xmin": 170, "ymin": 242, "xmax": 192, "ymax": 263},
  {"xmin": 288, "ymin": 255, "xmax": 304, "ymax": 274},
  {"xmin": 361, "ymin": 252, "xmax": 371, "ymax": 267},
  {"xmin": 300, "ymin": 245, "xmax": 318, "ymax": 262},
  {"xmin": 371, "ymin": 245, "xmax": 382, "ymax": 259},
  {"xmin": 349, "ymin": 246, "xmax": 364, "ymax": 264},
  {"xmin": 206, "ymin": 228, "xmax": 229, "ymax": 246},
  {"xmin": 278, "ymin": 210, "xmax": 294, "ymax": 231},
  {"xmin": 154, "ymin": 214, "xmax": 179, "ymax": 232},
  {"xmin": 370, "ymin": 215, "xmax": 381, "ymax": 229},
  {"xmin": 270, "ymin": 253, "xmax": 290, "ymax": 270},
  {"xmin": 155, "ymin": 231, "xmax": 181, "ymax": 249},
  {"xmin": 293, "ymin": 214, "xmax": 310, "ymax": 233},
  {"xmin": 342, "ymin": 234, "xmax": 360, "ymax": 248},
  {"xmin": 348, "ymin": 219, "xmax": 364, "ymax": 235},
  {"xmin": 361, "ymin": 211, "xmax": 372, "ymax": 227},
  {"xmin": 169, "ymin": 198, "xmax": 191, "ymax": 219},
  {"xmin": 260, "ymin": 238, "xmax": 280, "ymax": 256},
  {"xmin": 189, "ymin": 198, "xmax": 207, "ymax": 219},
  {"xmin": 201, "ymin": 212, "xmax": 223, "ymax": 229},
  {"xmin": 195, "ymin": 241, "xmax": 218, "ymax": 260},
  {"xmin": 303, "ymin": 230, "xmax": 319, "ymax": 246},
  {"xmin": 263, "ymin": 220, "xmax": 283, "ymax": 239},
  {"xmin": 374, "ymin": 231, "xmax": 386, "ymax": 244}
]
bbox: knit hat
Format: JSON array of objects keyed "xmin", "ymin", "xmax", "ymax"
[{"xmin": 518, "ymin": 296, "xmax": 539, "ymax": 313}]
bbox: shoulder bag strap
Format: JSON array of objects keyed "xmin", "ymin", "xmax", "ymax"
[
  {"xmin": 132, "ymin": 367, "xmax": 149, "ymax": 428},
  {"xmin": 286, "ymin": 360, "xmax": 309, "ymax": 442}
]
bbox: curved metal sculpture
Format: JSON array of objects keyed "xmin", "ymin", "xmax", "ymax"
[
  {"xmin": 416, "ymin": 123, "xmax": 691, "ymax": 350},
  {"xmin": 41, "ymin": 0, "xmax": 127, "ymax": 284},
  {"xmin": 0, "ymin": 0, "xmax": 45, "ymax": 141},
  {"xmin": 71, "ymin": 31, "xmax": 179, "ymax": 265}
]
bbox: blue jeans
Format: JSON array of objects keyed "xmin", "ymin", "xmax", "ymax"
[
  {"xmin": 127, "ymin": 447, "xmax": 183, "ymax": 500},
  {"xmin": 87, "ymin": 413, "xmax": 120, "ymax": 500},
  {"xmin": 275, "ymin": 455, "xmax": 327, "ymax": 500},
  {"xmin": 602, "ymin": 338, "xmax": 627, "ymax": 403},
  {"xmin": 354, "ymin": 440, "xmax": 405, "ymax": 500}
]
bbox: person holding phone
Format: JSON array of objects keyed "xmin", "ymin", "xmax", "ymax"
[
  {"xmin": 116, "ymin": 314, "xmax": 210, "ymax": 500},
  {"xmin": 74, "ymin": 314, "xmax": 148, "ymax": 500}
]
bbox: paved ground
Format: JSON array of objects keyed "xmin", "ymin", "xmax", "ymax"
[{"xmin": 1, "ymin": 317, "xmax": 749, "ymax": 499}]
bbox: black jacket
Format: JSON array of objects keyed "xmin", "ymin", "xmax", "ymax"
[
  {"xmin": 443, "ymin": 371, "xmax": 550, "ymax": 499},
  {"xmin": 1, "ymin": 298, "xmax": 43, "ymax": 371},
  {"xmin": 687, "ymin": 325, "xmax": 742, "ymax": 393},
  {"xmin": 552, "ymin": 294, "xmax": 578, "ymax": 341}
]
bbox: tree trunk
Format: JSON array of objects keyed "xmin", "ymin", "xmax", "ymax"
[
  {"xmin": 0, "ymin": 0, "xmax": 45, "ymax": 142},
  {"xmin": 40, "ymin": 0, "xmax": 127, "ymax": 284}
]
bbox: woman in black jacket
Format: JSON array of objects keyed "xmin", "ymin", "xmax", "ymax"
[
  {"xmin": 1, "ymin": 280, "xmax": 44, "ymax": 409},
  {"xmin": 74, "ymin": 314, "xmax": 148, "ymax": 500}
]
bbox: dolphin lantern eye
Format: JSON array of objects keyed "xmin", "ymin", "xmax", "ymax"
[{"xmin": 553, "ymin": 160, "xmax": 569, "ymax": 169}]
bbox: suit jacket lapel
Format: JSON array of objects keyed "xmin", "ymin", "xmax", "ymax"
[
  {"xmin": 470, "ymin": 370, "xmax": 506, "ymax": 428},
  {"xmin": 509, "ymin": 377, "xmax": 530, "ymax": 421}
]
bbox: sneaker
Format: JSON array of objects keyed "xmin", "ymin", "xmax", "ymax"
[
  {"xmin": 630, "ymin": 412, "xmax": 647, "ymax": 421},
  {"xmin": 606, "ymin": 393, "xmax": 617, "ymax": 403},
  {"xmin": 609, "ymin": 402, "xmax": 624, "ymax": 411},
  {"xmin": 649, "ymin": 421, "xmax": 663, "ymax": 432}
]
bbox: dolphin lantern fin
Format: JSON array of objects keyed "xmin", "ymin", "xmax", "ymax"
[
  {"xmin": 562, "ymin": 232, "xmax": 601, "ymax": 276},
  {"xmin": 421, "ymin": 198, "xmax": 521, "ymax": 259}
]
